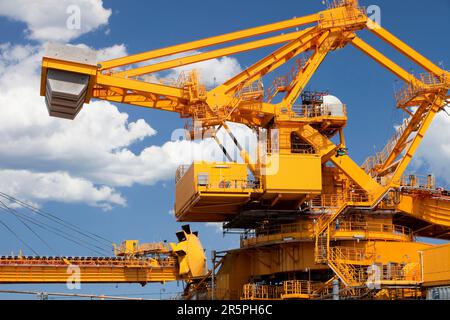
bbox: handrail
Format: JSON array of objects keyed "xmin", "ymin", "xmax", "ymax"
[
  {"xmin": 242, "ymin": 280, "xmax": 322, "ymax": 300},
  {"xmin": 0, "ymin": 256, "xmax": 178, "ymax": 267},
  {"xmin": 279, "ymin": 103, "xmax": 347, "ymax": 120},
  {"xmin": 241, "ymin": 220, "xmax": 412, "ymax": 247},
  {"xmin": 399, "ymin": 174, "xmax": 436, "ymax": 190},
  {"xmin": 283, "ymin": 280, "xmax": 322, "ymax": 296},
  {"xmin": 310, "ymin": 191, "xmax": 370, "ymax": 208},
  {"xmin": 362, "ymin": 117, "xmax": 410, "ymax": 174}
]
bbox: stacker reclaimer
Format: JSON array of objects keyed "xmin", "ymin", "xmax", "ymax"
[{"xmin": 2, "ymin": 0, "xmax": 450, "ymax": 300}]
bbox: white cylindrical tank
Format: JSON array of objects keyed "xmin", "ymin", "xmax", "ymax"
[{"xmin": 322, "ymin": 95, "xmax": 345, "ymax": 117}]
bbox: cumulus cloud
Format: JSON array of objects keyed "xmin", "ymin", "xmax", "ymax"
[
  {"xmin": 139, "ymin": 51, "xmax": 243, "ymax": 89},
  {"xmin": 0, "ymin": 170, "xmax": 126, "ymax": 210},
  {"xmin": 168, "ymin": 54, "xmax": 243, "ymax": 88},
  {"xmin": 411, "ymin": 104, "xmax": 450, "ymax": 187},
  {"xmin": 0, "ymin": 41, "xmax": 253, "ymax": 209},
  {"xmin": 77, "ymin": 43, "xmax": 127, "ymax": 61},
  {"xmin": 0, "ymin": 43, "xmax": 147, "ymax": 208},
  {"xmin": 0, "ymin": 0, "xmax": 111, "ymax": 42},
  {"xmin": 0, "ymin": 0, "xmax": 251, "ymax": 209}
]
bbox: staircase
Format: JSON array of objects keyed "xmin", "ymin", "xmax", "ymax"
[
  {"xmin": 316, "ymin": 203, "xmax": 348, "ymax": 235},
  {"xmin": 314, "ymin": 200, "xmax": 349, "ymax": 264},
  {"xmin": 395, "ymin": 72, "xmax": 448, "ymax": 108},
  {"xmin": 327, "ymin": 247, "xmax": 367, "ymax": 287},
  {"xmin": 312, "ymin": 197, "xmax": 376, "ymax": 289},
  {"xmin": 361, "ymin": 117, "xmax": 411, "ymax": 174},
  {"xmin": 265, "ymin": 58, "xmax": 308, "ymax": 103},
  {"xmin": 315, "ymin": 234, "xmax": 328, "ymax": 264},
  {"xmin": 225, "ymin": 80, "xmax": 264, "ymax": 119}
]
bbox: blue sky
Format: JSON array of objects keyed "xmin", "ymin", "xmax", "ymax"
[{"xmin": 0, "ymin": 0, "xmax": 449, "ymax": 299}]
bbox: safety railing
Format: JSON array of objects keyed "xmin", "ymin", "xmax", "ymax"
[
  {"xmin": 379, "ymin": 264, "xmax": 407, "ymax": 281},
  {"xmin": 242, "ymin": 220, "xmax": 411, "ymax": 248},
  {"xmin": 330, "ymin": 246, "xmax": 368, "ymax": 263},
  {"xmin": 279, "ymin": 104, "xmax": 347, "ymax": 120},
  {"xmin": 394, "ymin": 85, "xmax": 417, "ymax": 107},
  {"xmin": 400, "ymin": 174, "xmax": 436, "ymax": 190},
  {"xmin": 178, "ymin": 70, "xmax": 207, "ymax": 101},
  {"xmin": 0, "ymin": 256, "xmax": 178, "ymax": 267},
  {"xmin": 242, "ymin": 283, "xmax": 283, "ymax": 300},
  {"xmin": 326, "ymin": 0, "xmax": 358, "ymax": 9},
  {"xmin": 240, "ymin": 222, "xmax": 314, "ymax": 246},
  {"xmin": 321, "ymin": 1, "xmax": 367, "ymax": 29},
  {"xmin": 265, "ymin": 58, "xmax": 308, "ymax": 102},
  {"xmin": 242, "ymin": 280, "xmax": 323, "ymax": 300},
  {"xmin": 114, "ymin": 242, "xmax": 171, "ymax": 257},
  {"xmin": 328, "ymin": 248, "xmax": 422, "ymax": 287},
  {"xmin": 362, "ymin": 117, "xmax": 410, "ymax": 174},
  {"xmin": 335, "ymin": 222, "xmax": 413, "ymax": 240},
  {"xmin": 369, "ymin": 263, "xmax": 420, "ymax": 283},
  {"xmin": 234, "ymin": 80, "xmax": 264, "ymax": 103},
  {"xmin": 395, "ymin": 72, "xmax": 448, "ymax": 107},
  {"xmin": 283, "ymin": 280, "xmax": 322, "ymax": 296},
  {"xmin": 328, "ymin": 247, "xmax": 368, "ymax": 286},
  {"xmin": 418, "ymin": 72, "xmax": 447, "ymax": 87},
  {"xmin": 310, "ymin": 191, "xmax": 370, "ymax": 208}
]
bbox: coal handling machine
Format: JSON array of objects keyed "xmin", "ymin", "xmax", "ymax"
[{"xmin": 7, "ymin": 0, "xmax": 450, "ymax": 300}]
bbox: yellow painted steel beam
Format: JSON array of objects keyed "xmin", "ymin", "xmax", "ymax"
[
  {"xmin": 98, "ymin": 96, "xmax": 183, "ymax": 113},
  {"xmin": 390, "ymin": 96, "xmax": 444, "ymax": 184},
  {"xmin": 368, "ymin": 20, "xmax": 450, "ymax": 78},
  {"xmin": 99, "ymin": 14, "xmax": 321, "ymax": 70},
  {"xmin": 296, "ymin": 125, "xmax": 382, "ymax": 196},
  {"xmin": 350, "ymin": 36, "xmax": 420, "ymax": 84},
  {"xmin": 96, "ymin": 74, "xmax": 187, "ymax": 99},
  {"xmin": 222, "ymin": 123, "xmax": 257, "ymax": 175},
  {"xmin": 114, "ymin": 30, "xmax": 312, "ymax": 78},
  {"xmin": 296, "ymin": 124, "xmax": 337, "ymax": 160},
  {"xmin": 379, "ymin": 100, "xmax": 431, "ymax": 172},
  {"xmin": 213, "ymin": 27, "xmax": 320, "ymax": 96},
  {"xmin": 397, "ymin": 194, "xmax": 450, "ymax": 228},
  {"xmin": 280, "ymin": 32, "xmax": 332, "ymax": 108},
  {"xmin": 330, "ymin": 154, "xmax": 382, "ymax": 196},
  {"xmin": 0, "ymin": 264, "xmax": 179, "ymax": 284}
]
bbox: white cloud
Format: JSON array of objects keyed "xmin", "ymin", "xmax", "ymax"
[
  {"xmin": 76, "ymin": 43, "xmax": 127, "ymax": 61},
  {"xmin": 206, "ymin": 222, "xmax": 224, "ymax": 234},
  {"xmin": 0, "ymin": 0, "xmax": 111, "ymax": 42},
  {"xmin": 0, "ymin": 170, "xmax": 126, "ymax": 210},
  {"xmin": 0, "ymin": 0, "xmax": 250, "ymax": 209},
  {"xmin": 412, "ymin": 105, "xmax": 450, "ymax": 187},
  {"xmin": 139, "ymin": 51, "xmax": 243, "ymax": 89},
  {"xmin": 0, "ymin": 42, "xmax": 252, "ymax": 209},
  {"xmin": 168, "ymin": 54, "xmax": 243, "ymax": 88}
]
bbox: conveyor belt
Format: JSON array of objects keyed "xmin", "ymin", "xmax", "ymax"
[{"xmin": 0, "ymin": 256, "xmax": 179, "ymax": 284}]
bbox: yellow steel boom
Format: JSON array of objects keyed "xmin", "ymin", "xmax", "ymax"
[{"xmin": 25, "ymin": 0, "xmax": 450, "ymax": 299}]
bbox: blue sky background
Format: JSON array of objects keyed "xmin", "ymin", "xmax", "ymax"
[{"xmin": 0, "ymin": 0, "xmax": 449, "ymax": 299}]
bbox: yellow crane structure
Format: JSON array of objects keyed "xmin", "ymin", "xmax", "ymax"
[
  {"xmin": 3, "ymin": 0, "xmax": 449, "ymax": 299},
  {"xmin": 0, "ymin": 225, "xmax": 207, "ymax": 287}
]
